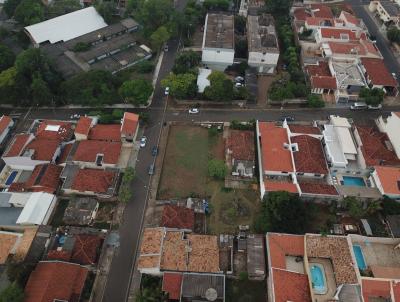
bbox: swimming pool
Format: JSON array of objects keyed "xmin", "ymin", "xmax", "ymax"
[
  {"xmin": 342, "ymin": 176, "xmax": 365, "ymax": 187},
  {"xmin": 310, "ymin": 264, "xmax": 327, "ymax": 295},
  {"xmin": 353, "ymin": 245, "xmax": 367, "ymax": 270},
  {"xmin": 5, "ymin": 171, "xmax": 18, "ymax": 186}
]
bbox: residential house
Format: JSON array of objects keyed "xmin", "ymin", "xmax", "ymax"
[
  {"xmin": 369, "ymin": 1, "xmax": 400, "ymax": 27},
  {"xmin": 138, "ymin": 227, "xmax": 220, "ymax": 275},
  {"xmin": 63, "ymin": 197, "xmax": 99, "ymax": 225},
  {"xmin": 370, "ymin": 166, "xmax": 400, "ymax": 200},
  {"xmin": 0, "ymin": 115, "xmax": 13, "ymax": 145},
  {"xmin": 306, "ymin": 61, "xmax": 337, "ymax": 96},
  {"xmin": 360, "ymin": 58, "xmax": 398, "ymax": 96},
  {"xmin": 16, "ymin": 192, "xmax": 57, "ymax": 225},
  {"xmin": 161, "ymin": 205, "xmax": 195, "ymax": 231},
  {"xmin": 72, "ymin": 140, "xmax": 122, "ymax": 168},
  {"xmin": 120, "ymin": 112, "xmax": 139, "ymax": 143},
  {"xmin": 376, "ymin": 112, "xmax": 400, "ymax": 158},
  {"xmin": 24, "ymin": 261, "xmax": 88, "ymax": 302},
  {"xmin": 225, "ymin": 130, "xmax": 255, "ymax": 178},
  {"xmin": 0, "ymin": 228, "xmax": 37, "ymax": 264},
  {"xmin": 247, "ymin": 14, "xmax": 279, "ymax": 74},
  {"xmin": 246, "ymin": 234, "xmax": 265, "ymax": 280},
  {"xmin": 75, "ymin": 116, "xmax": 94, "ymax": 141},
  {"xmin": 315, "ymin": 27, "xmax": 367, "ymax": 44},
  {"xmin": 201, "ymin": 14, "xmax": 235, "ymax": 71}
]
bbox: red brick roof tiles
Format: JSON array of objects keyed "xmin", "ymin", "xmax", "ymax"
[
  {"xmin": 310, "ymin": 4, "xmax": 334, "ymax": 18},
  {"xmin": 24, "ymin": 139, "xmax": 60, "ymax": 161},
  {"xmin": 294, "ymin": 8, "xmax": 309, "ymax": 21},
  {"xmin": 35, "ymin": 120, "xmax": 73, "ymax": 141},
  {"xmin": 75, "ymin": 117, "xmax": 92, "ymax": 136},
  {"xmin": 356, "ymin": 126, "xmax": 400, "ymax": 167},
  {"xmin": 342, "ymin": 11, "xmax": 360, "ymax": 25},
  {"xmin": 361, "ymin": 58, "xmax": 397, "ymax": 87},
  {"xmin": 311, "ymin": 76, "xmax": 337, "ymax": 90},
  {"xmin": 306, "ymin": 61, "xmax": 332, "ymax": 77},
  {"xmin": 47, "ymin": 250, "xmax": 72, "ymax": 262},
  {"xmin": 121, "ymin": 112, "xmax": 139, "ymax": 137},
  {"xmin": 0, "ymin": 115, "xmax": 12, "ymax": 135},
  {"xmin": 71, "ymin": 235, "xmax": 102, "ymax": 265},
  {"xmin": 306, "ymin": 17, "xmax": 334, "ymax": 26},
  {"xmin": 392, "ymin": 281, "xmax": 400, "ymax": 302},
  {"xmin": 73, "ymin": 140, "xmax": 121, "ymax": 164},
  {"xmin": 362, "ymin": 279, "xmax": 391, "ymax": 302},
  {"xmin": 264, "ymin": 180, "xmax": 298, "ymax": 194},
  {"xmin": 374, "ymin": 166, "xmax": 400, "ymax": 195},
  {"xmin": 288, "ymin": 125, "xmax": 321, "ymax": 135},
  {"xmin": 57, "ymin": 144, "xmax": 73, "ymax": 164},
  {"xmin": 4, "ymin": 134, "xmax": 31, "ymax": 157},
  {"xmin": 291, "ymin": 135, "xmax": 328, "ymax": 175},
  {"xmin": 272, "ymin": 268, "xmax": 311, "ymax": 302},
  {"xmin": 226, "ymin": 130, "xmax": 255, "ymax": 161},
  {"xmin": 162, "ymin": 273, "xmax": 183, "ymax": 300},
  {"xmin": 267, "ymin": 233, "xmax": 305, "ymax": 269},
  {"xmin": 161, "ymin": 205, "xmax": 195, "ymax": 230},
  {"xmin": 71, "ymin": 169, "xmax": 116, "ymax": 194},
  {"xmin": 320, "ymin": 27, "xmax": 362, "ymax": 40},
  {"xmin": 88, "ymin": 124, "xmax": 121, "ymax": 141},
  {"xmin": 299, "ymin": 182, "xmax": 338, "ymax": 196},
  {"xmin": 24, "ymin": 261, "xmax": 88, "ymax": 302}
]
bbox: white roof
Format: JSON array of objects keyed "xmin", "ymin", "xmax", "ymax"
[
  {"xmin": 336, "ymin": 127, "xmax": 357, "ymax": 155},
  {"xmin": 16, "ymin": 192, "xmax": 55, "ymax": 225},
  {"xmin": 323, "ymin": 124, "xmax": 348, "ymax": 167},
  {"xmin": 25, "ymin": 7, "xmax": 107, "ymax": 45},
  {"xmin": 197, "ymin": 68, "xmax": 212, "ymax": 93},
  {"xmin": 330, "ymin": 115, "xmax": 351, "ymax": 128}
]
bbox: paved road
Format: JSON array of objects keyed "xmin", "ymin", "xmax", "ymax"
[{"xmin": 346, "ymin": 0, "xmax": 400, "ymax": 78}]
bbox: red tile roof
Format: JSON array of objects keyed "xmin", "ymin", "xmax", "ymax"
[
  {"xmin": 341, "ymin": 11, "xmax": 360, "ymax": 25},
  {"xmin": 272, "ymin": 269, "xmax": 311, "ymax": 302},
  {"xmin": 311, "ymin": 76, "xmax": 337, "ymax": 90},
  {"xmin": 267, "ymin": 233, "xmax": 305, "ymax": 269},
  {"xmin": 24, "ymin": 139, "xmax": 60, "ymax": 161},
  {"xmin": 361, "ymin": 58, "xmax": 398, "ymax": 87},
  {"xmin": 161, "ymin": 205, "xmax": 195, "ymax": 230},
  {"xmin": 306, "ymin": 17, "xmax": 334, "ymax": 26},
  {"xmin": 88, "ymin": 124, "xmax": 121, "ymax": 141},
  {"xmin": 258, "ymin": 122, "xmax": 294, "ymax": 173},
  {"xmin": 162, "ymin": 273, "xmax": 183, "ymax": 300},
  {"xmin": 320, "ymin": 27, "xmax": 363, "ymax": 40},
  {"xmin": 8, "ymin": 164, "xmax": 62, "ymax": 194},
  {"xmin": 294, "ymin": 8, "xmax": 309, "ymax": 21},
  {"xmin": 395, "ymin": 112, "xmax": 400, "ymax": 118},
  {"xmin": 73, "ymin": 140, "xmax": 121, "ymax": 164},
  {"xmin": 47, "ymin": 250, "xmax": 72, "ymax": 261},
  {"xmin": 291, "ymin": 135, "xmax": 328, "ymax": 175},
  {"xmin": 299, "ymin": 182, "xmax": 338, "ymax": 196},
  {"xmin": 0, "ymin": 115, "xmax": 12, "ymax": 135},
  {"xmin": 392, "ymin": 281, "xmax": 400, "ymax": 302},
  {"xmin": 71, "ymin": 235, "xmax": 102, "ymax": 265},
  {"xmin": 288, "ymin": 125, "xmax": 321, "ymax": 135},
  {"xmin": 310, "ymin": 4, "xmax": 334, "ymax": 18},
  {"xmin": 71, "ymin": 169, "xmax": 116, "ymax": 194},
  {"xmin": 306, "ymin": 61, "xmax": 332, "ymax": 77},
  {"xmin": 374, "ymin": 166, "xmax": 400, "ymax": 195},
  {"xmin": 356, "ymin": 126, "xmax": 400, "ymax": 167},
  {"xmin": 35, "ymin": 120, "xmax": 73, "ymax": 141},
  {"xmin": 4, "ymin": 134, "xmax": 31, "ymax": 157},
  {"xmin": 75, "ymin": 117, "xmax": 92, "ymax": 136},
  {"xmin": 57, "ymin": 144, "xmax": 73, "ymax": 164},
  {"xmin": 264, "ymin": 180, "xmax": 298, "ymax": 194},
  {"xmin": 24, "ymin": 261, "xmax": 88, "ymax": 302},
  {"xmin": 362, "ymin": 279, "xmax": 391, "ymax": 302},
  {"xmin": 226, "ymin": 130, "xmax": 255, "ymax": 161},
  {"xmin": 121, "ymin": 112, "xmax": 139, "ymax": 137}
]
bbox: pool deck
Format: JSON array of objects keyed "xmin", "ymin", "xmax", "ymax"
[
  {"xmin": 335, "ymin": 186, "xmax": 381, "ymax": 199},
  {"xmin": 309, "ymin": 258, "xmax": 337, "ymax": 302}
]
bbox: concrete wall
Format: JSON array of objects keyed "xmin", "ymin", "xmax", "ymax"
[
  {"xmin": 202, "ymin": 48, "xmax": 235, "ymax": 71},
  {"xmin": 248, "ymin": 51, "xmax": 279, "ymax": 70},
  {"xmin": 376, "ymin": 114, "xmax": 400, "ymax": 158}
]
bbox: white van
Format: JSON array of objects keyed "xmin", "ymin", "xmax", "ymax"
[{"xmin": 350, "ymin": 102, "xmax": 367, "ymax": 110}]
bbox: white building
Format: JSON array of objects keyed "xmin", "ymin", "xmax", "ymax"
[
  {"xmin": 0, "ymin": 115, "xmax": 14, "ymax": 145},
  {"xmin": 201, "ymin": 14, "xmax": 235, "ymax": 71},
  {"xmin": 369, "ymin": 1, "xmax": 400, "ymax": 27},
  {"xmin": 16, "ymin": 192, "xmax": 57, "ymax": 225},
  {"xmin": 247, "ymin": 14, "xmax": 279, "ymax": 74},
  {"xmin": 376, "ymin": 112, "xmax": 400, "ymax": 158}
]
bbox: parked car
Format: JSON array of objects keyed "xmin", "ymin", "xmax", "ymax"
[
  {"xmin": 350, "ymin": 102, "xmax": 367, "ymax": 110},
  {"xmin": 151, "ymin": 146, "xmax": 158, "ymax": 156},
  {"xmin": 164, "ymin": 44, "xmax": 169, "ymax": 52},
  {"xmin": 148, "ymin": 164, "xmax": 155, "ymax": 175},
  {"xmin": 165, "ymin": 87, "xmax": 170, "ymax": 95},
  {"xmin": 235, "ymin": 82, "xmax": 243, "ymax": 88},
  {"xmin": 280, "ymin": 116, "xmax": 295, "ymax": 122},
  {"xmin": 235, "ymin": 76, "xmax": 244, "ymax": 82},
  {"xmin": 140, "ymin": 136, "xmax": 147, "ymax": 147},
  {"xmin": 392, "ymin": 72, "xmax": 397, "ymax": 80},
  {"xmin": 70, "ymin": 114, "xmax": 80, "ymax": 119},
  {"xmin": 368, "ymin": 104, "xmax": 382, "ymax": 110},
  {"xmin": 188, "ymin": 108, "xmax": 199, "ymax": 114}
]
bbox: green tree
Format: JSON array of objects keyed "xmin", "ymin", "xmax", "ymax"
[
  {"xmin": 208, "ymin": 159, "xmax": 226, "ymax": 180},
  {"xmin": 47, "ymin": 0, "xmax": 81, "ymax": 17},
  {"xmin": 161, "ymin": 73, "xmax": 197, "ymax": 99},
  {"xmin": 135, "ymin": 60, "xmax": 154, "ymax": 73},
  {"xmin": 0, "ymin": 283, "xmax": 24, "ymax": 302},
  {"xmin": 203, "ymin": 0, "xmax": 229, "ymax": 10},
  {"xmin": 0, "ymin": 44, "xmax": 16, "ymax": 72},
  {"xmin": 382, "ymin": 196, "xmax": 400, "ymax": 215},
  {"xmin": 235, "ymin": 39, "xmax": 248, "ymax": 59},
  {"xmin": 204, "ymin": 71, "xmax": 234, "ymax": 102},
  {"xmin": 342, "ymin": 197, "xmax": 364, "ymax": 219},
  {"xmin": 172, "ymin": 51, "xmax": 201, "ymax": 74},
  {"xmin": 94, "ymin": 0, "xmax": 116, "ymax": 24},
  {"xmin": 30, "ymin": 74, "xmax": 52, "ymax": 106},
  {"xmin": 14, "ymin": 0, "xmax": 44, "ymax": 26},
  {"xmin": 235, "ymin": 15, "xmax": 246, "ymax": 35},
  {"xmin": 265, "ymin": 0, "xmax": 290, "ymax": 15},
  {"xmin": 359, "ymin": 87, "xmax": 385, "ymax": 105},
  {"xmin": 387, "ymin": 27, "xmax": 400, "ymax": 43},
  {"xmin": 3, "ymin": 0, "xmax": 22, "ymax": 17},
  {"xmin": 307, "ymin": 94, "xmax": 325, "ymax": 108},
  {"xmin": 6, "ymin": 262, "xmax": 35, "ymax": 288},
  {"xmin": 119, "ymin": 167, "xmax": 135, "ymax": 203},
  {"xmin": 254, "ymin": 191, "xmax": 308, "ymax": 234},
  {"xmin": 0, "ymin": 67, "xmax": 18, "ymax": 104},
  {"xmin": 119, "ymin": 79, "xmax": 153, "ymax": 106},
  {"xmin": 150, "ymin": 26, "xmax": 170, "ymax": 50},
  {"xmin": 135, "ymin": 0, "xmax": 174, "ymax": 34}
]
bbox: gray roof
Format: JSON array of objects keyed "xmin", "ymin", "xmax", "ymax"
[
  {"xmin": 63, "ymin": 197, "xmax": 98, "ymax": 225},
  {"xmin": 380, "ymin": 1, "xmax": 400, "ymax": 17},
  {"xmin": 203, "ymin": 14, "xmax": 234, "ymax": 49},
  {"xmin": 0, "ymin": 207, "xmax": 22, "ymax": 226},
  {"xmin": 337, "ymin": 284, "xmax": 362, "ymax": 302},
  {"xmin": 387, "ymin": 215, "xmax": 400, "ymax": 238},
  {"xmin": 247, "ymin": 14, "xmax": 279, "ymax": 52},
  {"xmin": 247, "ymin": 234, "xmax": 266, "ymax": 279},
  {"xmin": 181, "ymin": 273, "xmax": 225, "ymax": 301},
  {"xmin": 0, "ymin": 193, "xmax": 11, "ymax": 207}
]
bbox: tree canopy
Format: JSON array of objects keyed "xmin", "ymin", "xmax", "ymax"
[
  {"xmin": 3, "ymin": 0, "xmax": 22, "ymax": 18},
  {"xmin": 307, "ymin": 94, "xmax": 325, "ymax": 108},
  {"xmin": 47, "ymin": 0, "xmax": 81, "ymax": 17},
  {"xmin": 208, "ymin": 159, "xmax": 227, "ymax": 180},
  {"xmin": 204, "ymin": 71, "xmax": 234, "ymax": 102},
  {"xmin": 359, "ymin": 87, "xmax": 385, "ymax": 105},
  {"xmin": 161, "ymin": 73, "xmax": 197, "ymax": 99},
  {"xmin": 0, "ymin": 44, "xmax": 16, "ymax": 72},
  {"xmin": 119, "ymin": 167, "xmax": 135, "ymax": 203},
  {"xmin": 387, "ymin": 27, "xmax": 400, "ymax": 43},
  {"xmin": 14, "ymin": 0, "xmax": 45, "ymax": 26},
  {"xmin": 0, "ymin": 283, "xmax": 24, "ymax": 302},
  {"xmin": 119, "ymin": 78, "xmax": 153, "ymax": 106},
  {"xmin": 94, "ymin": 0, "xmax": 117, "ymax": 24},
  {"xmin": 172, "ymin": 51, "xmax": 200, "ymax": 74},
  {"xmin": 150, "ymin": 26, "xmax": 170, "ymax": 49}
]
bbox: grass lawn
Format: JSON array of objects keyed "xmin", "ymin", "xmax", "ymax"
[{"xmin": 226, "ymin": 279, "xmax": 267, "ymax": 302}]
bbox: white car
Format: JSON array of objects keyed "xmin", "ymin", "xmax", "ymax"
[
  {"xmin": 392, "ymin": 73, "xmax": 397, "ymax": 80},
  {"xmin": 368, "ymin": 104, "xmax": 382, "ymax": 110},
  {"xmin": 235, "ymin": 76, "xmax": 244, "ymax": 82},
  {"xmin": 235, "ymin": 82, "xmax": 243, "ymax": 88},
  {"xmin": 189, "ymin": 108, "xmax": 199, "ymax": 114},
  {"xmin": 140, "ymin": 136, "xmax": 147, "ymax": 148},
  {"xmin": 70, "ymin": 114, "xmax": 80, "ymax": 119},
  {"xmin": 165, "ymin": 87, "xmax": 170, "ymax": 95}
]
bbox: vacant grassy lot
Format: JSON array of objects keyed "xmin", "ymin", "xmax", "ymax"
[{"xmin": 226, "ymin": 279, "xmax": 267, "ymax": 302}]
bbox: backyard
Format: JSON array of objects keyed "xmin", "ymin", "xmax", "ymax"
[
  {"xmin": 158, "ymin": 125, "xmax": 261, "ymax": 234},
  {"xmin": 226, "ymin": 279, "xmax": 267, "ymax": 302}
]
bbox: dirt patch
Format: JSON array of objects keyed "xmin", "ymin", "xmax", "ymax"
[{"xmin": 258, "ymin": 75, "xmax": 276, "ymax": 106}]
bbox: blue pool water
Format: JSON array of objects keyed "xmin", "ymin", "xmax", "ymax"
[
  {"xmin": 5, "ymin": 171, "xmax": 17, "ymax": 185},
  {"xmin": 353, "ymin": 245, "xmax": 367, "ymax": 270},
  {"xmin": 310, "ymin": 264, "xmax": 327, "ymax": 295},
  {"xmin": 342, "ymin": 176, "xmax": 365, "ymax": 187}
]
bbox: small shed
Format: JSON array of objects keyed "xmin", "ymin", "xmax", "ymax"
[{"xmin": 246, "ymin": 234, "xmax": 266, "ymax": 280}]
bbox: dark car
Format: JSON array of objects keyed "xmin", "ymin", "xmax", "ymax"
[
  {"xmin": 280, "ymin": 116, "xmax": 295, "ymax": 122},
  {"xmin": 151, "ymin": 146, "xmax": 158, "ymax": 156}
]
